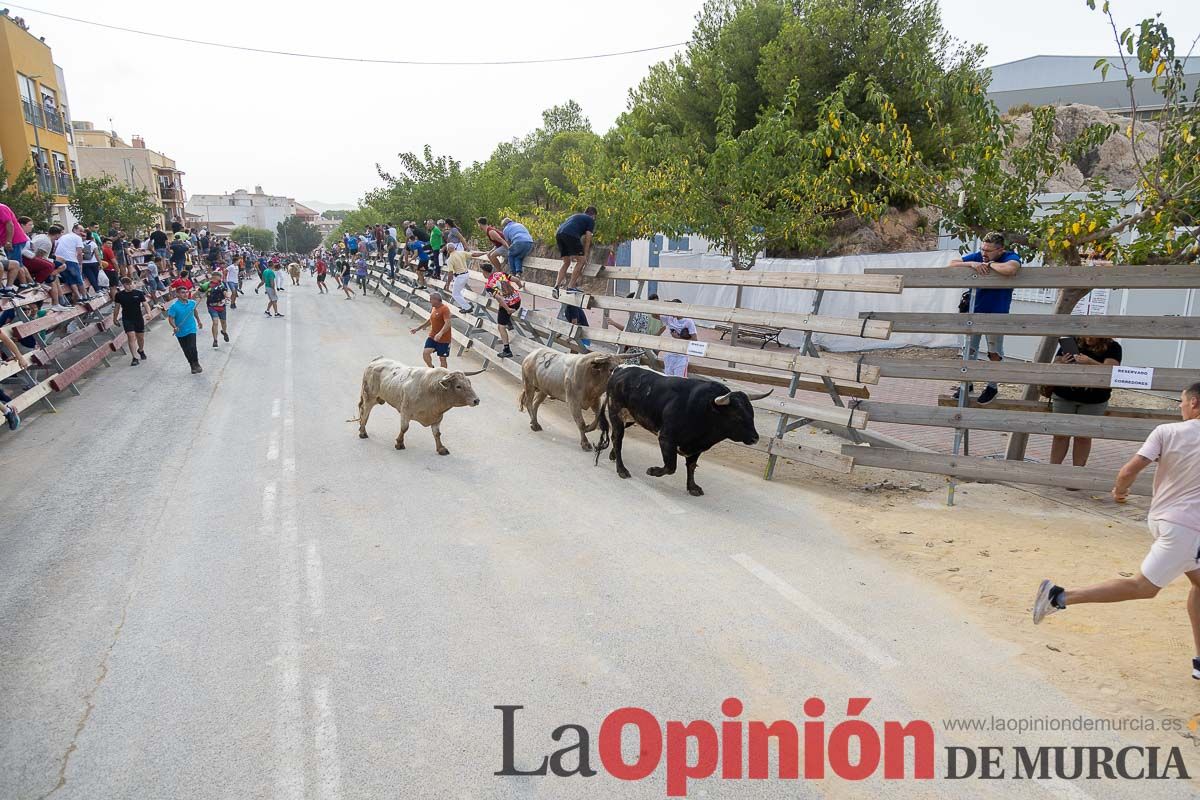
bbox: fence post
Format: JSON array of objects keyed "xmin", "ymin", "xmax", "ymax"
[{"xmin": 947, "ymin": 288, "xmax": 977, "ymax": 507}]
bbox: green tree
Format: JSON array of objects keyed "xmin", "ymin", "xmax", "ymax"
[
  {"xmin": 276, "ymin": 215, "xmax": 322, "ymax": 253},
  {"xmin": 819, "ymin": 0, "xmax": 1200, "ymax": 459},
  {"xmin": 327, "ymin": 206, "xmax": 385, "ymax": 246},
  {"xmin": 0, "ymin": 159, "xmax": 53, "ymax": 226},
  {"xmin": 230, "ymin": 225, "xmax": 275, "ymax": 251},
  {"xmin": 69, "ymin": 175, "xmax": 161, "ymax": 234},
  {"xmin": 321, "ymin": 209, "xmax": 351, "ymax": 221}
]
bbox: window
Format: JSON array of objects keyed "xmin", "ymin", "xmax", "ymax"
[
  {"xmin": 667, "ymin": 236, "xmax": 690, "ymax": 251},
  {"xmin": 17, "ymin": 73, "xmax": 35, "ymax": 103}
]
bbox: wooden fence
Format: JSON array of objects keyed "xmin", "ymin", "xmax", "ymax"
[{"xmin": 364, "ymin": 253, "xmax": 1199, "ymax": 503}]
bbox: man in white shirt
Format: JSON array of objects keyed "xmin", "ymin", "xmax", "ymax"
[
  {"xmin": 53, "ymin": 223, "xmax": 87, "ymax": 304},
  {"xmin": 1034, "ymin": 382, "xmax": 1200, "ymax": 678},
  {"xmin": 658, "ymin": 300, "xmax": 698, "ymax": 377}
]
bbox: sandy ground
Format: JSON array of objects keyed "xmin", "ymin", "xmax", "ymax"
[{"xmin": 704, "ymin": 430, "xmax": 1200, "ymax": 754}]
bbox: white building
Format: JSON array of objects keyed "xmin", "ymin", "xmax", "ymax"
[{"xmin": 186, "ymin": 186, "xmax": 298, "ymax": 232}]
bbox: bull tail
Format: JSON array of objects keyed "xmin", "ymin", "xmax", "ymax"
[{"xmin": 594, "ymin": 397, "xmax": 611, "ymax": 467}]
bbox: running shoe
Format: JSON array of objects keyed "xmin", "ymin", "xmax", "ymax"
[
  {"xmin": 222, "ymin": 331, "xmax": 229, "ymax": 342},
  {"xmin": 131, "ymin": 357, "xmax": 140, "ymax": 366},
  {"xmin": 1193, "ymin": 657, "xmax": 1200, "ymax": 680},
  {"xmin": 1032, "ymin": 579, "xmax": 1064, "ymax": 624},
  {"xmin": 978, "ymin": 385, "xmax": 999, "ymax": 405},
  {"xmin": 3, "ymin": 405, "xmax": 19, "ymax": 430}
]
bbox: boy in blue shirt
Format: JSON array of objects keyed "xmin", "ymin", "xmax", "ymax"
[
  {"xmin": 166, "ymin": 285, "xmax": 204, "ymax": 374},
  {"xmin": 948, "ymin": 231, "xmax": 1022, "ymax": 405},
  {"xmin": 406, "ymin": 236, "xmax": 432, "ymax": 288}
]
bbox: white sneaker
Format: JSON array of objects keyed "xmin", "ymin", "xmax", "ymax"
[{"xmin": 1032, "ymin": 579, "xmax": 1063, "ymax": 624}]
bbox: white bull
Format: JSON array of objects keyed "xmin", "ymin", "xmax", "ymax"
[
  {"xmin": 518, "ymin": 347, "xmax": 626, "ymax": 451},
  {"xmin": 356, "ymin": 357, "xmax": 482, "ymax": 454}
]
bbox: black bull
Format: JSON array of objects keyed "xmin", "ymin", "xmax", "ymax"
[{"xmin": 594, "ymin": 365, "xmax": 771, "ymax": 496}]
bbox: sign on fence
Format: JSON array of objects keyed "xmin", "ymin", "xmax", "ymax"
[
  {"xmin": 687, "ymin": 340, "xmax": 709, "ymax": 357},
  {"xmin": 1110, "ymin": 365, "xmax": 1154, "ymax": 389}
]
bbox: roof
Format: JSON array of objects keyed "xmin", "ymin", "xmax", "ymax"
[
  {"xmin": 291, "ymin": 203, "xmax": 319, "ymax": 217},
  {"xmin": 985, "ymin": 54, "xmax": 1200, "ymax": 93}
]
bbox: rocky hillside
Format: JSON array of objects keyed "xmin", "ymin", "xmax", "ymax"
[{"xmin": 822, "ymin": 104, "xmax": 1151, "ymax": 255}]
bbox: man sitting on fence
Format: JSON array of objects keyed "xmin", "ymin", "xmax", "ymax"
[
  {"xmin": 948, "ymin": 231, "xmax": 1022, "ymax": 405},
  {"xmin": 1033, "ymin": 382, "xmax": 1200, "ymax": 679}
]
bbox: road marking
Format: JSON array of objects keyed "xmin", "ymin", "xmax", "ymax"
[
  {"xmin": 261, "ymin": 482, "xmax": 277, "ymax": 522},
  {"xmin": 731, "ymin": 553, "xmax": 897, "ymax": 669},
  {"xmin": 305, "ymin": 540, "xmax": 325, "ymax": 618},
  {"xmin": 630, "ymin": 477, "xmax": 687, "ymax": 515},
  {"xmin": 271, "ymin": 398, "xmax": 281, "ymax": 418},
  {"xmin": 267, "ymin": 431, "xmax": 280, "ymax": 461},
  {"xmin": 313, "ymin": 676, "xmax": 344, "ymax": 800}
]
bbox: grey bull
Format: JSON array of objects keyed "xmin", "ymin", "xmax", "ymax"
[
  {"xmin": 518, "ymin": 347, "xmax": 626, "ymax": 450},
  {"xmin": 356, "ymin": 357, "xmax": 482, "ymax": 454}
]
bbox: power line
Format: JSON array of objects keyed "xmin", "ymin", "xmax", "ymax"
[{"xmin": 8, "ymin": 4, "xmax": 690, "ymax": 66}]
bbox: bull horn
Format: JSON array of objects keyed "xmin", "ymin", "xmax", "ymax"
[
  {"xmin": 461, "ymin": 368, "xmax": 487, "ymax": 377},
  {"xmin": 743, "ymin": 388, "xmax": 774, "ymax": 401},
  {"xmin": 713, "ymin": 392, "xmax": 732, "ymax": 406}
]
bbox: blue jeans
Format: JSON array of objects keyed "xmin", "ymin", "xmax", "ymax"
[
  {"xmin": 507, "ymin": 240, "xmax": 533, "ymax": 274},
  {"xmin": 7, "ymin": 242, "xmax": 25, "ymax": 261}
]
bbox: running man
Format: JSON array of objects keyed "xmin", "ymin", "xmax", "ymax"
[
  {"xmin": 410, "ymin": 291, "xmax": 454, "ymax": 368},
  {"xmin": 338, "ymin": 258, "xmax": 355, "ymax": 299},
  {"xmin": 263, "ymin": 262, "xmax": 282, "ymax": 317},
  {"xmin": 206, "ymin": 271, "xmax": 231, "ymax": 347},
  {"xmin": 1033, "ymin": 383, "xmax": 1200, "ymax": 679},
  {"xmin": 112, "ymin": 276, "xmax": 150, "ymax": 365},
  {"xmin": 226, "ymin": 259, "xmax": 240, "ymax": 309},
  {"xmin": 406, "ymin": 236, "xmax": 433, "ymax": 288},
  {"xmin": 167, "ymin": 285, "xmax": 204, "ymax": 374},
  {"xmin": 316, "ymin": 256, "xmax": 328, "ymax": 294},
  {"xmin": 552, "ymin": 206, "xmax": 596, "ymax": 298},
  {"xmin": 480, "ymin": 261, "xmax": 522, "ymax": 359},
  {"xmin": 355, "ymin": 255, "xmax": 369, "ymax": 294}
]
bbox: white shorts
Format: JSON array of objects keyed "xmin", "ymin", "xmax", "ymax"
[
  {"xmin": 1141, "ymin": 519, "xmax": 1200, "ymax": 588},
  {"xmin": 662, "ymin": 353, "xmax": 689, "ymax": 377}
]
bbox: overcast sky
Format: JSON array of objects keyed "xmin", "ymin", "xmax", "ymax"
[{"xmin": 27, "ymin": 0, "xmax": 1200, "ymax": 206}]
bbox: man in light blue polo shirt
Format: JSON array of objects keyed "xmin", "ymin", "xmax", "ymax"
[{"xmin": 501, "ymin": 217, "xmax": 534, "ymax": 275}]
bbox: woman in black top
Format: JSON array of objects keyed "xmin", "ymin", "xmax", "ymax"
[{"xmin": 1050, "ymin": 336, "xmax": 1123, "ymax": 467}]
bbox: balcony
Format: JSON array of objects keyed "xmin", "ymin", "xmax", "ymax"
[
  {"xmin": 159, "ymin": 187, "xmax": 178, "ymax": 200},
  {"xmin": 21, "ymin": 99, "xmax": 43, "ymax": 128},
  {"xmin": 55, "ymin": 173, "xmax": 72, "ymax": 195},
  {"xmin": 35, "ymin": 171, "xmax": 53, "ymax": 195},
  {"xmin": 20, "ymin": 100, "xmax": 66, "ymax": 134}
]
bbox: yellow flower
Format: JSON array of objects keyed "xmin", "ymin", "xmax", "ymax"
[
  {"xmin": 825, "ymin": 146, "xmax": 832, "ymax": 157},
  {"xmin": 1071, "ymin": 222, "xmax": 1081, "ymax": 235},
  {"xmin": 1088, "ymin": 221, "xmax": 1097, "ymax": 232}
]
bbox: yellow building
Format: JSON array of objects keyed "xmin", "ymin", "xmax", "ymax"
[
  {"xmin": 0, "ymin": 11, "xmax": 77, "ymax": 222},
  {"xmin": 74, "ymin": 123, "xmax": 187, "ymax": 227}
]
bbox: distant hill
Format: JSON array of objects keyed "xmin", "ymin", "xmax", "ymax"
[{"xmin": 301, "ymin": 201, "xmax": 355, "ymax": 214}]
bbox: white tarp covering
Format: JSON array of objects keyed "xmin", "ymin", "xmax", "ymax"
[{"xmin": 654, "ymin": 249, "xmax": 964, "ymax": 351}]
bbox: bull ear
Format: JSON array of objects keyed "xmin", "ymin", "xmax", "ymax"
[
  {"xmin": 743, "ymin": 388, "xmax": 773, "ymax": 401},
  {"xmin": 591, "ymin": 357, "xmax": 611, "ymax": 369},
  {"xmin": 713, "ymin": 392, "xmax": 732, "ymax": 406},
  {"xmin": 439, "ymin": 377, "xmax": 454, "ymax": 389},
  {"xmin": 461, "ymin": 368, "xmax": 486, "ymax": 377}
]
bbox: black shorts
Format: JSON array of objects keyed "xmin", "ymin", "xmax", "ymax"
[
  {"xmin": 497, "ymin": 301, "xmax": 520, "ymax": 327},
  {"xmin": 316, "ymin": 273, "xmax": 326, "ymax": 282},
  {"xmin": 122, "ymin": 319, "xmax": 145, "ymax": 334},
  {"xmin": 424, "ymin": 337, "xmax": 450, "ymax": 357},
  {"xmin": 556, "ymin": 232, "xmax": 584, "ymax": 258}
]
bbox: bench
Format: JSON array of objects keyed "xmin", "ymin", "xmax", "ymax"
[{"xmin": 715, "ymin": 322, "xmax": 782, "ymax": 348}]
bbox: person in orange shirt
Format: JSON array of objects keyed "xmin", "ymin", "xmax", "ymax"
[{"xmin": 410, "ymin": 291, "xmax": 454, "ymax": 368}]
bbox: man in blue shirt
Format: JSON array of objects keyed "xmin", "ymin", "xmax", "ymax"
[
  {"xmin": 166, "ymin": 285, "xmax": 204, "ymax": 374},
  {"xmin": 949, "ymin": 231, "xmax": 1022, "ymax": 404},
  {"xmin": 406, "ymin": 236, "xmax": 433, "ymax": 288},
  {"xmin": 552, "ymin": 206, "xmax": 596, "ymax": 298},
  {"xmin": 501, "ymin": 217, "xmax": 534, "ymax": 276}
]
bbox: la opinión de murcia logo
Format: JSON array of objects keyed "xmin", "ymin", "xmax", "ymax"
[
  {"xmin": 497, "ymin": 697, "xmax": 934, "ymax": 796},
  {"xmin": 495, "ymin": 699, "xmax": 1191, "ymax": 797}
]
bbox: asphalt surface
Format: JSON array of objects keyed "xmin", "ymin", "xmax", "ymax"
[{"xmin": 0, "ymin": 281, "xmax": 1193, "ymax": 799}]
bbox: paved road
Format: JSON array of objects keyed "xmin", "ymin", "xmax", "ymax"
[{"xmin": 0, "ymin": 284, "xmax": 1191, "ymax": 799}]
